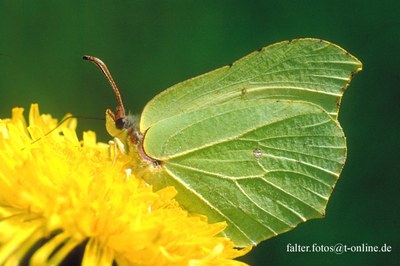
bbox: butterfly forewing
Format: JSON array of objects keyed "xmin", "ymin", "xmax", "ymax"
[{"xmin": 140, "ymin": 38, "xmax": 362, "ymax": 132}]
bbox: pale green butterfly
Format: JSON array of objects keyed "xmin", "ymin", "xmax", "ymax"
[{"xmin": 84, "ymin": 38, "xmax": 362, "ymax": 247}]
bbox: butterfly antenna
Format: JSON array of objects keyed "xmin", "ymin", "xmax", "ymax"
[
  {"xmin": 27, "ymin": 115, "xmax": 74, "ymax": 147},
  {"xmin": 26, "ymin": 115, "xmax": 105, "ymax": 149},
  {"xmin": 83, "ymin": 56, "xmax": 126, "ymax": 118}
]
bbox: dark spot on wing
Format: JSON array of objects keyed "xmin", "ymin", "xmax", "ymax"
[{"xmin": 240, "ymin": 87, "xmax": 248, "ymax": 100}]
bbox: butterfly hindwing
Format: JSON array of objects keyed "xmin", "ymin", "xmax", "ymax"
[{"xmin": 143, "ymin": 99, "xmax": 346, "ymax": 246}]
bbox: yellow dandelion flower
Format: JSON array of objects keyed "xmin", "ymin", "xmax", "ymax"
[{"xmin": 0, "ymin": 104, "xmax": 251, "ymax": 266}]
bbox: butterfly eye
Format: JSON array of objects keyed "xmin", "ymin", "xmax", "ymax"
[{"xmin": 115, "ymin": 117, "xmax": 126, "ymax": 129}]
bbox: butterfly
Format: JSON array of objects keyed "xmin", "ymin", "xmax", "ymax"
[{"xmin": 84, "ymin": 38, "xmax": 362, "ymax": 247}]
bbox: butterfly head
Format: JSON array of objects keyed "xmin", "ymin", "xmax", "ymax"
[{"xmin": 83, "ymin": 55, "xmax": 141, "ymax": 146}]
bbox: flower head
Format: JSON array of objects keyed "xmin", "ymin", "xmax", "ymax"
[{"xmin": 0, "ymin": 104, "xmax": 250, "ymax": 266}]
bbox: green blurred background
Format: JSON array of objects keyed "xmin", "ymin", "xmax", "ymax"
[{"xmin": 0, "ymin": 1, "xmax": 398, "ymax": 265}]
